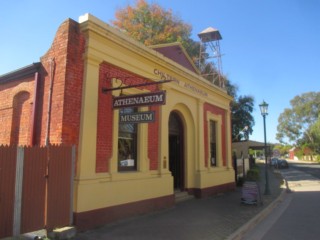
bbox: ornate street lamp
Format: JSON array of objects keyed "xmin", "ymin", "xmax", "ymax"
[{"xmin": 259, "ymin": 100, "xmax": 270, "ymax": 195}]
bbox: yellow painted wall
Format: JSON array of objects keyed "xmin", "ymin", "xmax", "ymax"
[{"xmin": 74, "ymin": 13, "xmax": 234, "ymax": 213}]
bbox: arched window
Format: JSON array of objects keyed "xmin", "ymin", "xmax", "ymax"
[{"xmin": 10, "ymin": 91, "xmax": 31, "ymax": 145}]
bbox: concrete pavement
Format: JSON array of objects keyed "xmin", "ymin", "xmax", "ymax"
[
  {"xmin": 74, "ymin": 163, "xmax": 285, "ymax": 240},
  {"xmin": 242, "ymin": 162, "xmax": 320, "ymax": 240}
]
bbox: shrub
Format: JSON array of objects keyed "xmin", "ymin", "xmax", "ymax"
[
  {"xmin": 246, "ymin": 166, "xmax": 260, "ymax": 182},
  {"xmin": 295, "ymin": 149, "xmax": 304, "ymax": 160},
  {"xmin": 237, "ymin": 177, "xmax": 244, "ymax": 187}
]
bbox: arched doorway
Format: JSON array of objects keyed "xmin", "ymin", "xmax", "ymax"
[{"xmin": 169, "ymin": 111, "xmax": 184, "ymax": 191}]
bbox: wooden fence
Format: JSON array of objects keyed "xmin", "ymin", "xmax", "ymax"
[{"xmin": 0, "ymin": 145, "xmax": 75, "ymax": 238}]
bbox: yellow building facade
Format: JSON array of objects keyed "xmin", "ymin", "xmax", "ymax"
[{"xmin": 72, "ymin": 14, "xmax": 235, "ymax": 229}]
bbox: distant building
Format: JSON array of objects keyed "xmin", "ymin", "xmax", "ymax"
[
  {"xmin": 232, "ymin": 140, "xmax": 268, "ymax": 180},
  {"xmin": 289, "ymin": 146, "xmax": 313, "ymax": 161},
  {"xmin": 232, "ymin": 140, "xmax": 266, "ymax": 159}
]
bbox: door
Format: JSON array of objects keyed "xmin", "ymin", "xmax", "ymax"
[{"xmin": 169, "ymin": 112, "xmax": 184, "ymax": 190}]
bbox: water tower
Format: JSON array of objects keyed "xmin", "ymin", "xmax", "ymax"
[{"xmin": 198, "ymin": 27, "xmax": 224, "ymax": 88}]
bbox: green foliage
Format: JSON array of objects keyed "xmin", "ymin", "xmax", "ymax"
[
  {"xmin": 246, "ymin": 166, "xmax": 260, "ymax": 182},
  {"xmin": 225, "ymin": 80, "xmax": 238, "ymax": 98},
  {"xmin": 277, "ymin": 92, "xmax": 320, "ymax": 154},
  {"xmin": 273, "ymin": 143, "xmax": 292, "ymax": 157},
  {"xmin": 248, "ymin": 149, "xmax": 255, "ymax": 155},
  {"xmin": 231, "ymin": 95, "xmax": 255, "ymax": 141},
  {"xmin": 304, "ymin": 118, "xmax": 320, "ymax": 153},
  {"xmin": 295, "ymin": 149, "xmax": 304, "ymax": 160},
  {"xmin": 237, "ymin": 177, "xmax": 244, "ymax": 187}
]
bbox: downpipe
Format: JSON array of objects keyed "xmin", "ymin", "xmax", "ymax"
[{"xmin": 45, "ymin": 58, "xmax": 55, "ymax": 146}]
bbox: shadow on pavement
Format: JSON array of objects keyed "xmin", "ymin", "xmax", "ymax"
[{"xmin": 74, "ymin": 163, "xmax": 283, "ymax": 240}]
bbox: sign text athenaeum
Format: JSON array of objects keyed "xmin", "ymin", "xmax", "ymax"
[{"xmin": 113, "ymin": 91, "xmax": 166, "ymax": 109}]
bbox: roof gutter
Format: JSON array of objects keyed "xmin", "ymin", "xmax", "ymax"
[{"xmin": 0, "ymin": 63, "xmax": 41, "ymax": 83}]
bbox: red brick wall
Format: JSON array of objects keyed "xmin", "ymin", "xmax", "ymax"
[
  {"xmin": 96, "ymin": 62, "xmax": 159, "ymax": 172},
  {"xmin": 0, "ymin": 77, "xmax": 35, "ymax": 145},
  {"xmin": 203, "ymin": 103, "xmax": 227, "ymax": 167},
  {"xmin": 62, "ymin": 20, "xmax": 85, "ymax": 145},
  {"xmin": 10, "ymin": 91, "xmax": 32, "ymax": 145},
  {"xmin": 96, "ymin": 64, "xmax": 113, "ymax": 173},
  {"xmin": 39, "ymin": 18, "xmax": 85, "ymax": 146},
  {"xmin": 148, "ymin": 105, "xmax": 159, "ymax": 170}
]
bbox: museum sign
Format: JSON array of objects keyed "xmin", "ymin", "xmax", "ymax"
[{"xmin": 119, "ymin": 111, "xmax": 155, "ymax": 124}]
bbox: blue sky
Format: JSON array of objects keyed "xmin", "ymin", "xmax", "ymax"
[{"xmin": 1, "ymin": 0, "xmax": 319, "ymax": 143}]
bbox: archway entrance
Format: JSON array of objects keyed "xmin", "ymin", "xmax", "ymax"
[{"xmin": 169, "ymin": 112, "xmax": 184, "ymax": 191}]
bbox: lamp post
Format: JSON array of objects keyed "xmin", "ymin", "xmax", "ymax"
[{"xmin": 259, "ymin": 100, "xmax": 270, "ymax": 195}]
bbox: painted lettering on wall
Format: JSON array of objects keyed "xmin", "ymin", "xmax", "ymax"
[
  {"xmin": 153, "ymin": 68, "xmax": 208, "ymax": 97},
  {"xmin": 154, "ymin": 69, "xmax": 179, "ymax": 84},
  {"xmin": 184, "ymin": 83, "xmax": 208, "ymax": 97},
  {"xmin": 153, "ymin": 68, "xmax": 209, "ymax": 97}
]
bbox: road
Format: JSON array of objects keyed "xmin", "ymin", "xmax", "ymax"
[
  {"xmin": 290, "ymin": 161, "xmax": 320, "ymax": 179},
  {"xmin": 243, "ymin": 160, "xmax": 320, "ymax": 240}
]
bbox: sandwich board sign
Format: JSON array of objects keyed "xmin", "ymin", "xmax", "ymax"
[{"xmin": 241, "ymin": 181, "xmax": 262, "ymax": 205}]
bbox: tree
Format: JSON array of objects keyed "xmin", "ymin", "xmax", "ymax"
[
  {"xmin": 231, "ymin": 95, "xmax": 255, "ymax": 141},
  {"xmin": 225, "ymin": 82, "xmax": 255, "ymax": 142},
  {"xmin": 112, "ymin": 0, "xmax": 225, "ymax": 81},
  {"xmin": 273, "ymin": 143, "xmax": 292, "ymax": 157},
  {"xmin": 112, "ymin": 0, "xmax": 193, "ymax": 53},
  {"xmin": 298, "ymin": 117, "xmax": 320, "ymax": 154},
  {"xmin": 112, "ymin": 0, "xmax": 255, "ymax": 141},
  {"xmin": 112, "ymin": 0, "xmax": 212, "ymax": 68},
  {"xmin": 276, "ymin": 92, "xmax": 320, "ymax": 153},
  {"xmin": 310, "ymin": 119, "xmax": 320, "ymax": 153}
]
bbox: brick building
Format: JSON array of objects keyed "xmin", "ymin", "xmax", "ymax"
[{"xmin": 0, "ymin": 14, "xmax": 235, "ymax": 230}]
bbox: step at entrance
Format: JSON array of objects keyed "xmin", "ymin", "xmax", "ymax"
[{"xmin": 175, "ymin": 191, "xmax": 194, "ymax": 202}]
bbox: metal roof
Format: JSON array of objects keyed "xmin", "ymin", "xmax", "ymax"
[{"xmin": 198, "ymin": 27, "xmax": 222, "ymax": 42}]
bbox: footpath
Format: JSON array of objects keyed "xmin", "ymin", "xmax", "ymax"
[
  {"xmin": 241, "ymin": 163, "xmax": 320, "ymax": 240},
  {"xmin": 74, "ymin": 163, "xmax": 285, "ymax": 240}
]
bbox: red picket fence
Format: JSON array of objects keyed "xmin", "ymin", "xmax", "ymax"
[
  {"xmin": 0, "ymin": 145, "xmax": 16, "ymax": 238},
  {"xmin": 0, "ymin": 145, "xmax": 75, "ymax": 238}
]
